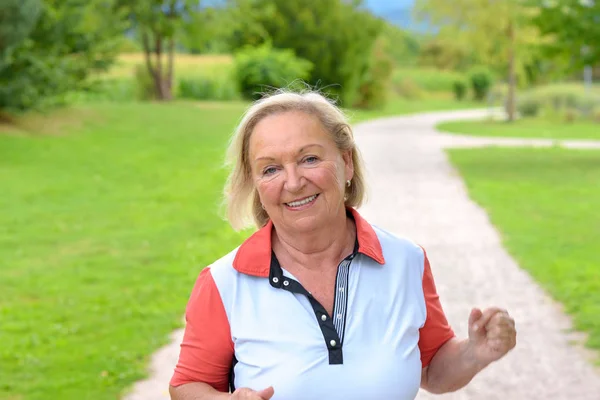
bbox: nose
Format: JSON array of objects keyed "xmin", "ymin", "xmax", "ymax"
[{"xmin": 284, "ymin": 164, "xmax": 305, "ymax": 193}]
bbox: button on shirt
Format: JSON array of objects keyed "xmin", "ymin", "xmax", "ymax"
[{"xmin": 170, "ymin": 208, "xmax": 455, "ymax": 400}]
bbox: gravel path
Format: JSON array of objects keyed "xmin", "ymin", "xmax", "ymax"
[{"xmin": 123, "ymin": 109, "xmax": 600, "ymax": 400}]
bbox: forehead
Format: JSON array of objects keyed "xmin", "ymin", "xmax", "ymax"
[{"xmin": 249, "ymin": 111, "xmax": 335, "ymax": 157}]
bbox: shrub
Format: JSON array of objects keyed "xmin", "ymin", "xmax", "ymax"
[
  {"xmin": 393, "ymin": 77, "xmax": 423, "ymax": 99},
  {"xmin": 593, "ymin": 107, "xmax": 600, "ymax": 124},
  {"xmin": 354, "ymin": 36, "xmax": 394, "ymax": 109},
  {"xmin": 452, "ymin": 79, "xmax": 468, "ymax": 101},
  {"xmin": 134, "ymin": 64, "xmax": 155, "ymax": 101},
  {"xmin": 468, "ymin": 66, "xmax": 494, "ymax": 101},
  {"xmin": 233, "ymin": 43, "xmax": 313, "ymax": 100},
  {"xmin": 67, "ymin": 78, "xmax": 136, "ymax": 103},
  {"xmin": 516, "ymin": 95, "xmax": 541, "ymax": 117},
  {"xmin": 563, "ymin": 107, "xmax": 580, "ymax": 123},
  {"xmin": 178, "ymin": 74, "xmax": 240, "ymax": 101}
]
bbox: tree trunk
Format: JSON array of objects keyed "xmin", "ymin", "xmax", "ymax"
[
  {"xmin": 506, "ymin": 19, "xmax": 516, "ymax": 122},
  {"xmin": 166, "ymin": 36, "xmax": 175, "ymax": 99},
  {"xmin": 142, "ymin": 30, "xmax": 160, "ymax": 100}
]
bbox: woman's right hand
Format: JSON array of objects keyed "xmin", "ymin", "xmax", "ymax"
[{"xmin": 231, "ymin": 386, "xmax": 274, "ymax": 400}]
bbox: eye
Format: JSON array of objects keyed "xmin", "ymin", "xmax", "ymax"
[
  {"xmin": 263, "ymin": 166, "xmax": 277, "ymax": 176},
  {"xmin": 303, "ymin": 156, "xmax": 319, "ymax": 164}
]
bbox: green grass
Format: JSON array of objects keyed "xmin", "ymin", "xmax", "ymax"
[
  {"xmin": 448, "ymin": 147, "xmax": 600, "ymax": 358},
  {"xmin": 348, "ymin": 95, "xmax": 482, "ymax": 123},
  {"xmin": 0, "ymin": 102, "xmax": 251, "ymax": 399},
  {"xmin": 438, "ymin": 118, "xmax": 600, "ymax": 140}
]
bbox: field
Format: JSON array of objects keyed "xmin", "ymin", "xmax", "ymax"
[
  {"xmin": 448, "ymin": 147, "xmax": 600, "ymax": 356},
  {"xmin": 438, "ymin": 118, "xmax": 600, "ymax": 140}
]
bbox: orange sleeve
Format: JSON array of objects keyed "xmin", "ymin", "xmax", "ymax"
[
  {"xmin": 170, "ymin": 267, "xmax": 234, "ymax": 391},
  {"xmin": 418, "ymin": 247, "xmax": 455, "ymax": 367}
]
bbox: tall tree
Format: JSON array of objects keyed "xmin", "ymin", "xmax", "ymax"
[
  {"xmin": 118, "ymin": 0, "xmax": 200, "ymax": 101},
  {"xmin": 415, "ymin": 0, "xmax": 543, "ymax": 121},
  {"xmin": 227, "ymin": 0, "xmax": 384, "ymax": 106},
  {"xmin": 0, "ymin": 0, "xmax": 127, "ymax": 112},
  {"xmin": 532, "ymin": 0, "xmax": 600, "ymax": 69}
]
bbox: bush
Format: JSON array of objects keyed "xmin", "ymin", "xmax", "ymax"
[
  {"xmin": 468, "ymin": 66, "xmax": 494, "ymax": 101},
  {"xmin": 517, "ymin": 84, "xmax": 600, "ymax": 121},
  {"xmin": 134, "ymin": 64, "xmax": 155, "ymax": 101},
  {"xmin": 354, "ymin": 36, "xmax": 394, "ymax": 109},
  {"xmin": 233, "ymin": 43, "xmax": 313, "ymax": 100},
  {"xmin": 452, "ymin": 79, "xmax": 468, "ymax": 101},
  {"xmin": 393, "ymin": 77, "xmax": 423, "ymax": 99},
  {"xmin": 178, "ymin": 73, "xmax": 240, "ymax": 101},
  {"xmin": 563, "ymin": 107, "xmax": 580, "ymax": 123},
  {"xmin": 516, "ymin": 95, "xmax": 541, "ymax": 117}
]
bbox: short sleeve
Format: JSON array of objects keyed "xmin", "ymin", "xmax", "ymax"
[
  {"xmin": 170, "ymin": 267, "xmax": 234, "ymax": 391},
  {"xmin": 418, "ymin": 247, "xmax": 455, "ymax": 367}
]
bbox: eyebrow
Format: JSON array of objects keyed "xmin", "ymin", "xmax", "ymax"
[{"xmin": 253, "ymin": 144, "xmax": 324, "ymax": 163}]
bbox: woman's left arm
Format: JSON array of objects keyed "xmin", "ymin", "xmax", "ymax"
[{"xmin": 421, "ymin": 307, "xmax": 517, "ymax": 394}]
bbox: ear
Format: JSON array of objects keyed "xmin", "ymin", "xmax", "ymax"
[{"xmin": 342, "ymin": 149, "xmax": 354, "ymax": 181}]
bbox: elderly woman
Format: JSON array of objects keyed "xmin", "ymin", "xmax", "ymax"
[{"xmin": 169, "ymin": 91, "xmax": 516, "ymax": 400}]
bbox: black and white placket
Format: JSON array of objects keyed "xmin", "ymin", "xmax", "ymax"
[{"xmin": 269, "ymin": 240, "xmax": 358, "ymax": 365}]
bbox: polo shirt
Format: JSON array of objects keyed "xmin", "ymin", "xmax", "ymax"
[{"xmin": 170, "ymin": 208, "xmax": 455, "ymax": 399}]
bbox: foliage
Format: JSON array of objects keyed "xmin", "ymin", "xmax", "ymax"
[
  {"xmin": 531, "ymin": 0, "xmax": 600, "ymax": 70},
  {"xmin": 448, "ymin": 147, "xmax": 600, "ymax": 353},
  {"xmin": 453, "ymin": 79, "xmax": 468, "ymax": 101},
  {"xmin": 516, "ymin": 94, "xmax": 541, "ymax": 117},
  {"xmin": 116, "ymin": 0, "xmax": 201, "ymax": 100},
  {"xmin": 380, "ymin": 23, "xmax": 421, "ymax": 67},
  {"xmin": 354, "ymin": 35, "xmax": 395, "ymax": 109},
  {"xmin": 0, "ymin": 0, "xmax": 127, "ymax": 112},
  {"xmin": 0, "ymin": 0, "xmax": 42, "ymax": 52},
  {"xmin": 228, "ymin": 0, "xmax": 384, "ymax": 106},
  {"xmin": 415, "ymin": 0, "xmax": 545, "ymax": 119},
  {"xmin": 417, "ymin": 37, "xmax": 473, "ymax": 71},
  {"xmin": 514, "ymin": 84, "xmax": 600, "ymax": 120},
  {"xmin": 233, "ymin": 43, "xmax": 313, "ymax": 100},
  {"xmin": 393, "ymin": 67, "xmax": 468, "ymax": 93},
  {"xmin": 178, "ymin": 74, "xmax": 241, "ymax": 101},
  {"xmin": 134, "ymin": 64, "xmax": 156, "ymax": 101},
  {"xmin": 392, "ymin": 77, "xmax": 424, "ymax": 100},
  {"xmin": 468, "ymin": 66, "xmax": 494, "ymax": 101}
]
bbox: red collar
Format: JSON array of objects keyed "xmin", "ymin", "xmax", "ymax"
[{"xmin": 232, "ymin": 208, "xmax": 385, "ymax": 277}]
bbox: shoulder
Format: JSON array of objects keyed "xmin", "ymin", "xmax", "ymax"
[{"xmin": 371, "ymin": 224, "xmax": 425, "ymax": 259}]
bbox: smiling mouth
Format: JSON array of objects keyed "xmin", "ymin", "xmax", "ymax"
[{"xmin": 285, "ymin": 194, "xmax": 319, "ymax": 208}]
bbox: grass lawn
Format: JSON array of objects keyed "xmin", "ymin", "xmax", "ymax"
[
  {"xmin": 348, "ymin": 95, "xmax": 482, "ymax": 123},
  {"xmin": 438, "ymin": 118, "xmax": 600, "ymax": 140},
  {"xmin": 0, "ymin": 102, "xmax": 251, "ymax": 399},
  {"xmin": 447, "ymin": 147, "xmax": 600, "ymax": 358}
]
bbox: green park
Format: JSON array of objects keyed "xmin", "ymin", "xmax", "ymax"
[{"xmin": 1, "ymin": 1, "xmax": 599, "ymax": 399}]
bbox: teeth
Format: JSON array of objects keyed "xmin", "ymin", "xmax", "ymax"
[{"xmin": 287, "ymin": 194, "xmax": 317, "ymax": 207}]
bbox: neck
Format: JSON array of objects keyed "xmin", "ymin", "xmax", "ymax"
[{"xmin": 272, "ymin": 208, "xmax": 356, "ymax": 271}]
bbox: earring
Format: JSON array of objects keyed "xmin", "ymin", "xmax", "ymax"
[
  {"xmin": 261, "ymin": 203, "xmax": 265, "ymax": 210},
  {"xmin": 346, "ymin": 180, "xmax": 351, "ymax": 188}
]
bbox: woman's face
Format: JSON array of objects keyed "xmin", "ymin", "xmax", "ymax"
[{"xmin": 248, "ymin": 111, "xmax": 353, "ymax": 233}]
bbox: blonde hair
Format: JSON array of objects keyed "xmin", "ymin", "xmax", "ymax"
[{"xmin": 223, "ymin": 90, "xmax": 367, "ymax": 231}]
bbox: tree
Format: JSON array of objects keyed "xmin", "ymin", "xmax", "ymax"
[
  {"xmin": 532, "ymin": 0, "xmax": 600, "ymax": 70},
  {"xmin": 415, "ymin": 0, "xmax": 543, "ymax": 121},
  {"xmin": 227, "ymin": 0, "xmax": 384, "ymax": 106},
  {"xmin": 0, "ymin": 0, "xmax": 42, "ymax": 53},
  {"xmin": 0, "ymin": 0, "xmax": 127, "ymax": 112},
  {"xmin": 117, "ymin": 0, "xmax": 201, "ymax": 101}
]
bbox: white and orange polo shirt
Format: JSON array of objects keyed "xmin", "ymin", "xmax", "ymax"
[{"xmin": 170, "ymin": 208, "xmax": 455, "ymax": 399}]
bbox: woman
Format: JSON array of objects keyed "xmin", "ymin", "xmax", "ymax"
[{"xmin": 169, "ymin": 91, "xmax": 516, "ymax": 400}]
